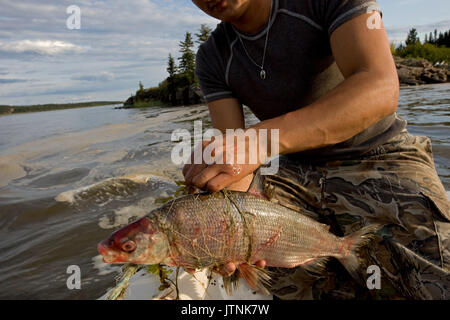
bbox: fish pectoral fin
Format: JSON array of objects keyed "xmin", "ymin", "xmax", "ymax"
[
  {"xmin": 237, "ymin": 263, "xmax": 272, "ymax": 295},
  {"xmin": 300, "ymin": 256, "xmax": 331, "ymax": 276},
  {"xmin": 222, "ymin": 271, "xmax": 240, "ymax": 296}
]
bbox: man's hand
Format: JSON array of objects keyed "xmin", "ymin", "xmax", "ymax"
[
  {"xmin": 184, "ymin": 260, "xmax": 267, "ymax": 277},
  {"xmin": 182, "ymin": 132, "xmax": 262, "ymax": 193}
]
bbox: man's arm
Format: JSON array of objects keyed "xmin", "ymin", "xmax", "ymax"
[
  {"xmin": 255, "ymin": 12, "xmax": 399, "ymax": 154},
  {"xmin": 185, "ymin": 12, "xmax": 399, "ymax": 192},
  {"xmin": 208, "ymin": 97, "xmax": 245, "ymax": 132}
]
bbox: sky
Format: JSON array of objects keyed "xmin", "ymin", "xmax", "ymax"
[{"xmin": 0, "ymin": 0, "xmax": 449, "ymax": 106}]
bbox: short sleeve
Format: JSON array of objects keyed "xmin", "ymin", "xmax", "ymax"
[
  {"xmin": 310, "ymin": 0, "xmax": 382, "ymax": 36},
  {"xmin": 195, "ymin": 44, "xmax": 235, "ymax": 103}
]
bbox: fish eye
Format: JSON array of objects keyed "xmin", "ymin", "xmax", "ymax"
[{"xmin": 121, "ymin": 240, "xmax": 136, "ymax": 252}]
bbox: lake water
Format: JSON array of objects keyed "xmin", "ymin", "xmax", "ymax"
[{"xmin": 0, "ymin": 83, "xmax": 448, "ymax": 299}]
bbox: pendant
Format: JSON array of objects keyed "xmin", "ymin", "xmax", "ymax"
[{"xmin": 260, "ymin": 69, "xmax": 266, "ymax": 80}]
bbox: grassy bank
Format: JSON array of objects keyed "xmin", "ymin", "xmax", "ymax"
[
  {"xmin": 394, "ymin": 43, "xmax": 450, "ymax": 63},
  {"xmin": 0, "ymin": 101, "xmax": 123, "ymax": 115},
  {"xmin": 129, "ymin": 100, "xmax": 167, "ymax": 108}
]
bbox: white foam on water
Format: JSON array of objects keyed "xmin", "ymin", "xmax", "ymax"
[
  {"xmin": 55, "ymin": 173, "xmax": 173, "ymax": 204},
  {"xmin": 98, "ymin": 205, "xmax": 148, "ymax": 230},
  {"xmin": 92, "ymin": 255, "xmax": 122, "ymax": 276}
]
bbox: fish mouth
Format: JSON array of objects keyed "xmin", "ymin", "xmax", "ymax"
[{"xmin": 97, "ymin": 241, "xmax": 122, "ymax": 263}]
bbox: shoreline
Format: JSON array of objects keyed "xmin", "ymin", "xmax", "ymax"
[
  {"xmin": 0, "ymin": 101, "xmax": 123, "ymax": 117},
  {"xmin": 400, "ymin": 81, "xmax": 450, "ymax": 88}
]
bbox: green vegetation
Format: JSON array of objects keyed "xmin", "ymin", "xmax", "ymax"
[
  {"xmin": 0, "ymin": 101, "xmax": 122, "ymax": 115},
  {"xmin": 131, "ymin": 99, "xmax": 166, "ymax": 108},
  {"xmin": 393, "ymin": 28, "xmax": 450, "ymax": 63},
  {"xmin": 124, "ymin": 24, "xmax": 212, "ymax": 109},
  {"xmin": 178, "ymin": 32, "xmax": 196, "ymax": 84},
  {"xmin": 195, "ymin": 24, "xmax": 213, "ymax": 45}
]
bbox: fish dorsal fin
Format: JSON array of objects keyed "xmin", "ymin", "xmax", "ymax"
[{"xmin": 236, "ymin": 263, "xmax": 272, "ymax": 295}]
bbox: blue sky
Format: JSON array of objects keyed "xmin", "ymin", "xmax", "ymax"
[{"xmin": 0, "ymin": 0, "xmax": 449, "ymax": 106}]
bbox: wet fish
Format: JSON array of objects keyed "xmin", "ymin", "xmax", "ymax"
[{"xmin": 98, "ymin": 191, "xmax": 377, "ymax": 293}]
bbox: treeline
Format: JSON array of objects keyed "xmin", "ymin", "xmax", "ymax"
[
  {"xmin": 0, "ymin": 101, "xmax": 122, "ymax": 115},
  {"xmin": 127, "ymin": 24, "xmax": 213, "ymax": 108},
  {"xmin": 393, "ymin": 28, "xmax": 450, "ymax": 63},
  {"xmin": 423, "ymin": 29, "xmax": 450, "ymax": 47}
]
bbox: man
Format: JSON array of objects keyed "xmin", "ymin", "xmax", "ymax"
[{"xmin": 184, "ymin": 0, "xmax": 450, "ymax": 299}]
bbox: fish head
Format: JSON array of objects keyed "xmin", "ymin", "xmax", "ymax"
[{"xmin": 97, "ymin": 217, "xmax": 169, "ymax": 265}]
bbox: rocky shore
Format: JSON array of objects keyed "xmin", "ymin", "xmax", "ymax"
[
  {"xmin": 121, "ymin": 57, "xmax": 449, "ymax": 109},
  {"xmin": 122, "ymin": 83, "xmax": 204, "ymax": 108},
  {"xmin": 395, "ymin": 56, "xmax": 449, "ymax": 86}
]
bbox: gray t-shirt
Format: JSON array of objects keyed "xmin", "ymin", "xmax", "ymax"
[{"xmin": 195, "ymin": 0, "xmax": 406, "ymax": 159}]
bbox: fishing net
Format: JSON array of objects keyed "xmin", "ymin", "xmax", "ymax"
[{"xmin": 105, "ymin": 183, "xmax": 257, "ymax": 299}]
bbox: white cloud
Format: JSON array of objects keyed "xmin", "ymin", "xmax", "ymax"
[
  {"xmin": 387, "ymin": 19, "xmax": 450, "ymax": 44},
  {"xmin": 72, "ymin": 72, "xmax": 115, "ymax": 82},
  {"xmin": 0, "ymin": 40, "xmax": 85, "ymax": 55}
]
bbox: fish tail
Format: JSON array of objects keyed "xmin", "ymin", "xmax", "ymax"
[{"xmin": 338, "ymin": 224, "xmax": 380, "ymax": 282}]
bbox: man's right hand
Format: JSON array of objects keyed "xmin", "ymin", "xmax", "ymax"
[{"xmin": 184, "ymin": 260, "xmax": 267, "ymax": 277}]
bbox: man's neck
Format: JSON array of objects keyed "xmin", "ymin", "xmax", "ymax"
[{"xmin": 232, "ymin": 0, "xmax": 272, "ymax": 34}]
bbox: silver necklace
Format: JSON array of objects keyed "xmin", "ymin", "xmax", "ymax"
[{"xmin": 235, "ymin": 1, "xmax": 273, "ymax": 80}]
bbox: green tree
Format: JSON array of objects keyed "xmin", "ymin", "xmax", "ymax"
[
  {"xmin": 167, "ymin": 53, "xmax": 177, "ymax": 78},
  {"xmin": 405, "ymin": 28, "xmax": 420, "ymax": 46},
  {"xmin": 178, "ymin": 32, "xmax": 196, "ymax": 84},
  {"xmin": 195, "ymin": 24, "xmax": 213, "ymax": 45},
  {"xmin": 167, "ymin": 53, "xmax": 178, "ymax": 106}
]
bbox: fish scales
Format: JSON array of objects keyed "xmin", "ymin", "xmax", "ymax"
[{"xmin": 147, "ymin": 192, "xmax": 344, "ymax": 269}]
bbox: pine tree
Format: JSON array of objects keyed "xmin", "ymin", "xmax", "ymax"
[
  {"xmin": 429, "ymin": 32, "xmax": 434, "ymax": 44},
  {"xmin": 167, "ymin": 54, "xmax": 178, "ymax": 106},
  {"xmin": 405, "ymin": 28, "xmax": 419, "ymax": 46},
  {"xmin": 437, "ymin": 32, "xmax": 445, "ymax": 47},
  {"xmin": 424, "ymin": 34, "xmax": 428, "ymax": 43},
  {"xmin": 195, "ymin": 24, "xmax": 213, "ymax": 45},
  {"xmin": 178, "ymin": 32, "xmax": 196, "ymax": 84},
  {"xmin": 167, "ymin": 53, "xmax": 177, "ymax": 78}
]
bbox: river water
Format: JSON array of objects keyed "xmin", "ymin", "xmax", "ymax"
[{"xmin": 0, "ymin": 83, "xmax": 448, "ymax": 299}]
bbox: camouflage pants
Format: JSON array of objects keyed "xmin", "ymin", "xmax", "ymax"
[{"xmin": 250, "ymin": 130, "xmax": 450, "ymax": 300}]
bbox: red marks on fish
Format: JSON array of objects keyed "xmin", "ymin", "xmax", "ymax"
[
  {"xmin": 253, "ymin": 227, "xmax": 282, "ymax": 259},
  {"xmin": 247, "ymin": 186, "xmax": 269, "ymax": 200}
]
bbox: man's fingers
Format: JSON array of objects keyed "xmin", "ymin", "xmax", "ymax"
[
  {"xmin": 255, "ymin": 260, "xmax": 266, "ymax": 269},
  {"xmin": 191, "ymin": 164, "xmax": 223, "ymax": 189},
  {"xmin": 214, "ymin": 262, "xmax": 236, "ymax": 277},
  {"xmin": 184, "ymin": 163, "xmax": 208, "ymax": 185},
  {"xmin": 182, "ymin": 140, "xmax": 213, "ymax": 177},
  {"xmin": 206, "ymin": 172, "xmax": 240, "ymax": 193},
  {"xmin": 212, "ymin": 261, "xmax": 266, "ymax": 278}
]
